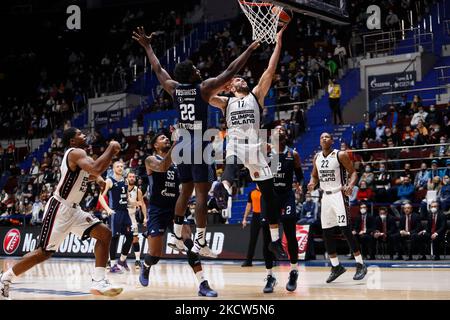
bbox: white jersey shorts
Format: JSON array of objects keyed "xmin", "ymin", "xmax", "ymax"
[
  {"xmin": 39, "ymin": 196, "xmax": 101, "ymax": 252},
  {"xmin": 225, "ymin": 141, "xmax": 273, "ymax": 181},
  {"xmin": 320, "ymin": 191, "xmax": 350, "ymax": 229}
]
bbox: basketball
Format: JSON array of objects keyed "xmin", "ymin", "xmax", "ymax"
[{"xmin": 271, "ymin": 6, "xmax": 292, "ymax": 26}]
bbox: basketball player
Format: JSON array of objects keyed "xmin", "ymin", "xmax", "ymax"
[
  {"xmin": 126, "ymin": 171, "xmax": 147, "ymax": 269},
  {"xmin": 307, "ymin": 133, "xmax": 367, "ymax": 283},
  {"xmin": 0, "ymin": 128, "xmax": 123, "ymax": 299},
  {"xmin": 262, "ymin": 125, "xmax": 304, "ymax": 293},
  {"xmin": 133, "ymin": 26, "xmax": 260, "ymax": 257},
  {"xmin": 140, "ymin": 133, "xmax": 217, "ymax": 297},
  {"xmin": 208, "ymin": 26, "xmax": 288, "ymax": 259},
  {"xmin": 99, "ymin": 161, "xmax": 133, "ymax": 273}
]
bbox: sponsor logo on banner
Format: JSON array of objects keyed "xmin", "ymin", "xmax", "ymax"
[
  {"xmin": 282, "ymin": 225, "xmax": 310, "ymax": 260},
  {"xmin": 3, "ymin": 229, "xmax": 21, "ymax": 255}
]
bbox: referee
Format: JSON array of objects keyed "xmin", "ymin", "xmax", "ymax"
[{"xmin": 241, "ymin": 186, "xmax": 262, "ymax": 267}]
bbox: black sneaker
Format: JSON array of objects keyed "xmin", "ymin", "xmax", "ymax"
[
  {"xmin": 268, "ymin": 239, "xmax": 287, "ymax": 259},
  {"xmin": 198, "ymin": 280, "xmax": 218, "ymax": 297},
  {"xmin": 241, "ymin": 260, "xmax": 253, "ymax": 267},
  {"xmin": 326, "ymin": 264, "xmax": 346, "ymax": 283},
  {"xmin": 353, "ymin": 263, "xmax": 368, "ymax": 280},
  {"xmin": 263, "ymin": 275, "xmax": 277, "ymax": 293},
  {"xmin": 286, "ymin": 270, "xmax": 298, "ymax": 292}
]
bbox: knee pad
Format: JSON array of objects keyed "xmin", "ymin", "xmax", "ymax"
[
  {"xmin": 187, "ymin": 251, "xmax": 201, "ymax": 269},
  {"xmin": 184, "ymin": 238, "xmax": 194, "ymax": 251},
  {"xmin": 144, "ymin": 255, "xmax": 160, "ymax": 266}
]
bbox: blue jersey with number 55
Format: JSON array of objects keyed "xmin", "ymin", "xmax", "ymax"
[{"xmin": 174, "ymin": 83, "xmax": 209, "ymax": 135}]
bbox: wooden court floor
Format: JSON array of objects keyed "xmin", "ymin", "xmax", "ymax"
[{"xmin": 1, "ymin": 257, "xmax": 450, "ymax": 300}]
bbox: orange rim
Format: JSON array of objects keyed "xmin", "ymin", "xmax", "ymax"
[{"xmin": 238, "ymin": 0, "xmax": 273, "ymax": 7}]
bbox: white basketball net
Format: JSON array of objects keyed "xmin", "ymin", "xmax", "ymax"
[{"xmin": 238, "ymin": 0, "xmax": 283, "ymax": 44}]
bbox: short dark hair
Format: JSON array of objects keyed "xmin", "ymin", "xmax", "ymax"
[
  {"xmin": 62, "ymin": 127, "xmax": 78, "ymax": 148},
  {"xmin": 174, "ymin": 60, "xmax": 194, "ymax": 83},
  {"xmin": 150, "ymin": 132, "xmax": 167, "ymax": 150}
]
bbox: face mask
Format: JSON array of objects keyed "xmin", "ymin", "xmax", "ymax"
[
  {"xmin": 430, "ymin": 108, "xmax": 435, "ymax": 112},
  {"xmin": 360, "ymin": 208, "xmax": 367, "ymax": 214},
  {"xmin": 380, "ymin": 167, "xmax": 385, "ymax": 172},
  {"xmin": 430, "ymin": 207, "xmax": 438, "ymax": 213},
  {"xmin": 380, "ymin": 214, "xmax": 386, "ymax": 219},
  {"xmin": 365, "ymin": 167, "xmax": 371, "ymax": 172}
]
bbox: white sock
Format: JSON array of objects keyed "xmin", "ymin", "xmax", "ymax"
[
  {"xmin": 93, "ymin": 267, "xmax": 106, "ymax": 281},
  {"xmin": 330, "ymin": 256, "xmax": 339, "ymax": 267},
  {"xmin": 135, "ymin": 252, "xmax": 141, "ymax": 261},
  {"xmin": 355, "ymin": 254, "xmax": 364, "ymax": 264},
  {"xmin": 195, "ymin": 270, "xmax": 205, "ymax": 283},
  {"xmin": 1, "ymin": 268, "xmax": 16, "ymax": 282},
  {"xmin": 174, "ymin": 223, "xmax": 183, "ymax": 238},
  {"xmin": 119, "ymin": 254, "xmax": 127, "ymax": 262},
  {"xmin": 195, "ymin": 228, "xmax": 206, "ymax": 246},
  {"xmin": 266, "ymin": 269, "xmax": 273, "ymax": 276},
  {"xmin": 270, "ymin": 227, "xmax": 280, "ymax": 242},
  {"xmin": 290, "ymin": 263, "xmax": 298, "ymax": 271}
]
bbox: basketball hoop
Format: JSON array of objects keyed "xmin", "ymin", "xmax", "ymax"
[{"xmin": 238, "ymin": 0, "xmax": 284, "ymax": 44}]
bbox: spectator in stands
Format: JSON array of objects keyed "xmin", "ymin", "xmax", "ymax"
[
  {"xmin": 435, "ymin": 136, "xmax": 450, "ymax": 158},
  {"xmin": 429, "ymin": 124, "xmax": 442, "ymax": 144},
  {"xmin": 410, "ymin": 106, "xmax": 428, "ymax": 127},
  {"xmin": 426, "ymin": 105, "xmax": 439, "ymax": 125},
  {"xmin": 136, "ymin": 134, "xmax": 145, "ymax": 150},
  {"xmin": 352, "ymin": 203, "xmax": 375, "ymax": 260},
  {"xmin": 327, "ymin": 78, "xmax": 343, "ymax": 125},
  {"xmin": 356, "ymin": 180, "xmax": 374, "ymax": 202},
  {"xmin": 386, "ymin": 140, "xmax": 400, "ymax": 168},
  {"xmin": 374, "ymin": 162, "xmax": 391, "ymax": 202},
  {"xmin": 385, "ymin": 105, "xmax": 399, "ymax": 128},
  {"xmin": 439, "ymin": 175, "xmax": 450, "ymax": 212},
  {"xmin": 359, "ymin": 165, "xmax": 375, "ymax": 187},
  {"xmin": 30, "ymin": 196, "xmax": 44, "ymax": 225},
  {"xmin": 298, "ymin": 192, "xmax": 318, "ymax": 225},
  {"xmin": 391, "ymin": 176, "xmax": 415, "ymax": 217},
  {"xmin": 120, "ymin": 137, "xmax": 129, "ymax": 156},
  {"xmin": 129, "ymin": 152, "xmax": 139, "ymax": 168},
  {"xmin": 416, "ymin": 119, "xmax": 428, "ymax": 136},
  {"xmin": 414, "ymin": 162, "xmax": 431, "ymax": 190},
  {"xmin": 429, "ymin": 160, "xmax": 440, "ymax": 180},
  {"xmin": 413, "ymin": 127, "xmax": 427, "ymax": 146},
  {"xmin": 333, "ymin": 41, "xmax": 347, "ymax": 67},
  {"xmin": 438, "ymin": 159, "xmax": 450, "ymax": 179},
  {"xmin": 359, "ymin": 141, "xmax": 374, "ymax": 167},
  {"xmin": 420, "ymin": 200, "xmax": 447, "ymax": 260},
  {"xmin": 382, "ymin": 127, "xmax": 399, "ymax": 146},
  {"xmin": 385, "ymin": 9, "xmax": 400, "ymax": 30},
  {"xmin": 398, "ymin": 203, "xmax": 424, "ymax": 260},
  {"xmin": 375, "ymin": 119, "xmax": 386, "ymax": 142},
  {"xmin": 374, "ymin": 207, "xmax": 401, "ymax": 260}
]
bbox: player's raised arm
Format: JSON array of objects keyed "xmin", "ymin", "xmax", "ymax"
[
  {"xmin": 69, "ymin": 141, "xmax": 121, "ymax": 177},
  {"xmin": 252, "ymin": 25, "xmax": 286, "ymax": 106},
  {"xmin": 200, "ymin": 40, "xmax": 261, "ymax": 101},
  {"xmin": 145, "ymin": 143, "xmax": 176, "ymax": 174},
  {"xmin": 338, "ymin": 151, "xmax": 358, "ymax": 196},
  {"xmin": 132, "ymin": 26, "xmax": 178, "ymax": 96}
]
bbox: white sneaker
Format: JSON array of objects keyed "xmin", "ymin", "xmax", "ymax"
[
  {"xmin": 194, "ymin": 240, "xmax": 218, "ymax": 258},
  {"xmin": 0, "ymin": 273, "xmax": 11, "ymax": 300},
  {"xmin": 167, "ymin": 233, "xmax": 186, "ymax": 253},
  {"xmin": 90, "ymin": 278, "xmax": 123, "ymax": 297}
]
